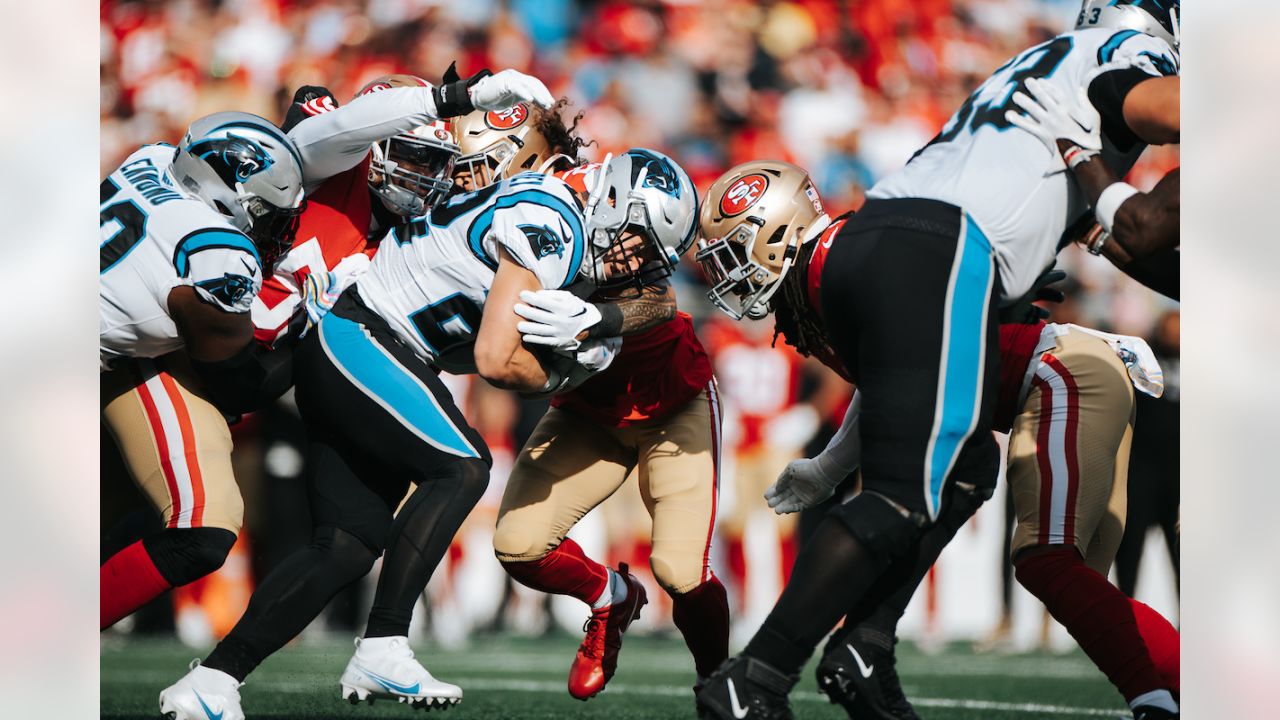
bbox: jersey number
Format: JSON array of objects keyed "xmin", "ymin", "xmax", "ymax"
[
  {"xmin": 935, "ymin": 37, "xmax": 1075, "ymax": 143},
  {"xmin": 409, "ymin": 294, "xmax": 483, "ymax": 358},
  {"xmin": 100, "ymin": 179, "xmax": 149, "ymax": 274}
]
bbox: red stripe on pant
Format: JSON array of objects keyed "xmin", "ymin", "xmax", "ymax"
[
  {"xmin": 157, "ymin": 372, "xmax": 207, "ymax": 527},
  {"xmin": 133, "ymin": 368, "xmax": 184, "ymax": 529}
]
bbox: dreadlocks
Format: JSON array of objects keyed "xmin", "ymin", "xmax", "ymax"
[
  {"xmin": 770, "ymin": 238, "xmax": 833, "ymax": 359},
  {"xmin": 531, "ymin": 97, "xmax": 594, "ymax": 171}
]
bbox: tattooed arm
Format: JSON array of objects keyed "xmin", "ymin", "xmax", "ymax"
[{"xmin": 588, "ymin": 282, "xmax": 677, "ymax": 338}]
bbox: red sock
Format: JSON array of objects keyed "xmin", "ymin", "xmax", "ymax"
[
  {"xmin": 1015, "ymin": 548, "xmax": 1168, "ymax": 702},
  {"xmin": 671, "ymin": 576, "xmax": 730, "ymax": 678},
  {"xmin": 101, "ymin": 540, "xmax": 171, "ymax": 630},
  {"xmin": 1129, "ymin": 598, "xmax": 1180, "ymax": 697},
  {"xmin": 501, "ymin": 537, "xmax": 608, "ymax": 605}
]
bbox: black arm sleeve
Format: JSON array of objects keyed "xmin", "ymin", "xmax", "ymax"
[
  {"xmin": 1088, "ymin": 67, "xmax": 1158, "ymax": 154},
  {"xmin": 1120, "ymin": 246, "xmax": 1179, "ymax": 301},
  {"xmin": 190, "ymin": 342, "xmax": 295, "ymax": 415}
]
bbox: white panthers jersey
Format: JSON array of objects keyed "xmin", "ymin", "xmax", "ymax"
[
  {"xmin": 356, "ymin": 172, "xmax": 587, "ymax": 373},
  {"xmin": 869, "ymin": 28, "xmax": 1178, "ymax": 300},
  {"xmin": 100, "ymin": 144, "xmax": 263, "ymax": 369}
]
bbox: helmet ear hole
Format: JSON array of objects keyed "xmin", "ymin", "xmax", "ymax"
[{"xmin": 767, "ymin": 225, "xmax": 789, "ymax": 245}]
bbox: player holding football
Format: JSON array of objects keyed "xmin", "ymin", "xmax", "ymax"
[
  {"xmin": 490, "ymin": 149, "xmax": 732, "ymax": 700},
  {"xmin": 692, "ymin": 2, "xmax": 1181, "ymax": 718},
  {"xmin": 100, "ymin": 112, "xmax": 305, "ymax": 631}
]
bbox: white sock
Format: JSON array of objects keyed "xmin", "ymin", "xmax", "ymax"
[
  {"xmin": 1129, "ymin": 689, "xmax": 1178, "ymax": 713},
  {"xmin": 358, "ymin": 635, "xmax": 407, "ymax": 654},
  {"xmin": 591, "ymin": 569, "xmax": 625, "ymax": 610}
]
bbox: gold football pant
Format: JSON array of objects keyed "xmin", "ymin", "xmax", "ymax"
[
  {"xmin": 1009, "ymin": 329, "xmax": 1134, "ymax": 572},
  {"xmin": 495, "ymin": 383, "xmax": 721, "ymax": 595},
  {"xmin": 101, "ymin": 354, "xmax": 243, "ymax": 533}
]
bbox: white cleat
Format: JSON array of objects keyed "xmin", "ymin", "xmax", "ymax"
[
  {"xmin": 159, "ymin": 659, "xmax": 245, "ymax": 720},
  {"xmin": 339, "ymin": 636, "xmax": 462, "ymax": 711}
]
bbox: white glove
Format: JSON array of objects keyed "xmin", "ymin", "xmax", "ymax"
[
  {"xmin": 469, "ymin": 69, "xmax": 554, "ymax": 111},
  {"xmin": 1005, "ymin": 77, "xmax": 1102, "ymax": 169},
  {"xmin": 763, "ymin": 455, "xmax": 844, "ymax": 515},
  {"xmin": 572, "ymin": 336, "xmax": 622, "ymax": 374},
  {"xmin": 514, "ymin": 289, "xmax": 603, "ymax": 351}
]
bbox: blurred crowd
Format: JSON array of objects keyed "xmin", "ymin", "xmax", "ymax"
[
  {"xmin": 101, "ymin": 0, "xmax": 1180, "ymax": 645},
  {"xmin": 101, "ymin": 0, "xmax": 1177, "ymax": 332}
]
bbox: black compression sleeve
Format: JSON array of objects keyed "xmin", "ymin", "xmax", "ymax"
[
  {"xmin": 1088, "ymin": 67, "xmax": 1158, "ymax": 153},
  {"xmin": 1121, "ymin": 246, "xmax": 1180, "ymax": 301},
  {"xmin": 190, "ymin": 342, "xmax": 295, "ymax": 415},
  {"xmin": 587, "ymin": 302, "xmax": 624, "ymax": 338}
]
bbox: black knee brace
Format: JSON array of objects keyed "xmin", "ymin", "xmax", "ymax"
[
  {"xmin": 828, "ymin": 493, "xmax": 922, "ymax": 571},
  {"xmin": 143, "ymin": 527, "xmax": 237, "ymax": 587}
]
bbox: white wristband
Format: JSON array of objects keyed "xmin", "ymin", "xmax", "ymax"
[{"xmin": 1095, "ymin": 182, "xmax": 1140, "ymax": 235}]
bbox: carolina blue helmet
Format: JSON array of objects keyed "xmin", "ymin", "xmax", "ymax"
[
  {"xmin": 172, "ymin": 111, "xmax": 306, "ymax": 263},
  {"xmin": 581, "ymin": 148, "xmax": 699, "ymax": 289},
  {"xmin": 1077, "ymin": 0, "xmax": 1179, "ymax": 51}
]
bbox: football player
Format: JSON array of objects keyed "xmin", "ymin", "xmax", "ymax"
[
  {"xmin": 156, "ymin": 150, "xmax": 688, "ymax": 719},
  {"xmin": 694, "ymin": 3, "xmax": 1179, "ymax": 704},
  {"xmin": 100, "ymin": 111, "xmax": 305, "ymax": 631},
  {"xmin": 153, "ymin": 73, "xmax": 555, "ymax": 717},
  {"xmin": 699, "ymin": 156, "xmax": 1182, "ymax": 720},
  {"xmin": 256, "ymin": 67, "xmax": 558, "ymax": 346},
  {"xmin": 492, "ymin": 150, "xmax": 732, "ymax": 700}
]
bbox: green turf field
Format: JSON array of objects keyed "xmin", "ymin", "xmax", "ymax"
[{"xmin": 102, "ymin": 635, "xmax": 1129, "ymax": 719}]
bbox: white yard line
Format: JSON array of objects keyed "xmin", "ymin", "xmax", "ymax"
[{"xmin": 103, "ymin": 671, "xmax": 1128, "ymax": 717}]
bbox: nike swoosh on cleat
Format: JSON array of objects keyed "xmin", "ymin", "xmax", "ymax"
[
  {"xmin": 356, "ymin": 666, "xmax": 420, "ymax": 695},
  {"xmin": 193, "ymin": 690, "xmax": 224, "ymax": 720},
  {"xmin": 847, "ymin": 644, "xmax": 874, "ymax": 678},
  {"xmin": 726, "ymin": 678, "xmax": 750, "ymax": 719}
]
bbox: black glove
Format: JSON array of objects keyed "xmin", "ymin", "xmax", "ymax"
[
  {"xmin": 432, "ymin": 61, "xmax": 493, "ymax": 118},
  {"xmin": 998, "ymin": 268, "xmax": 1067, "ymax": 325}
]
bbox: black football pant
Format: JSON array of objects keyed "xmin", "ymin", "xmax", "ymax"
[
  {"xmin": 744, "ymin": 198, "xmax": 1002, "ymax": 676},
  {"xmin": 205, "ymin": 290, "xmax": 491, "ymax": 681}
]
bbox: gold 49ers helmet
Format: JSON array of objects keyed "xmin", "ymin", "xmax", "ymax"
[
  {"xmin": 357, "ymin": 74, "xmax": 460, "ymax": 216},
  {"xmin": 696, "ymin": 161, "xmax": 829, "ymax": 320},
  {"xmin": 449, "ymin": 104, "xmax": 573, "ymax": 188}
]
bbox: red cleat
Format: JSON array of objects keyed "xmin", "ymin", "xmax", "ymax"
[{"xmin": 567, "ymin": 563, "xmax": 648, "ymax": 700}]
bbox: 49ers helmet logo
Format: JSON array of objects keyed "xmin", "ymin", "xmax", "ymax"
[
  {"xmin": 720, "ymin": 174, "xmax": 770, "ymax": 217},
  {"xmin": 485, "ymin": 104, "xmax": 529, "ymax": 130}
]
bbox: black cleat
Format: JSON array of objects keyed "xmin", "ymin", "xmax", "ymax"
[
  {"xmin": 1133, "ymin": 706, "xmax": 1179, "ymax": 720},
  {"xmin": 816, "ymin": 630, "xmax": 919, "ymax": 720},
  {"xmin": 695, "ymin": 656, "xmax": 797, "ymax": 720}
]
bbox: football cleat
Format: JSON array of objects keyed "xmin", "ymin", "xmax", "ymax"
[
  {"xmin": 815, "ymin": 631, "xmax": 920, "ymax": 720},
  {"xmin": 567, "ymin": 562, "xmax": 649, "ymax": 700},
  {"xmin": 159, "ymin": 659, "xmax": 245, "ymax": 720},
  {"xmin": 339, "ymin": 636, "xmax": 462, "ymax": 710},
  {"xmin": 695, "ymin": 655, "xmax": 796, "ymax": 720}
]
